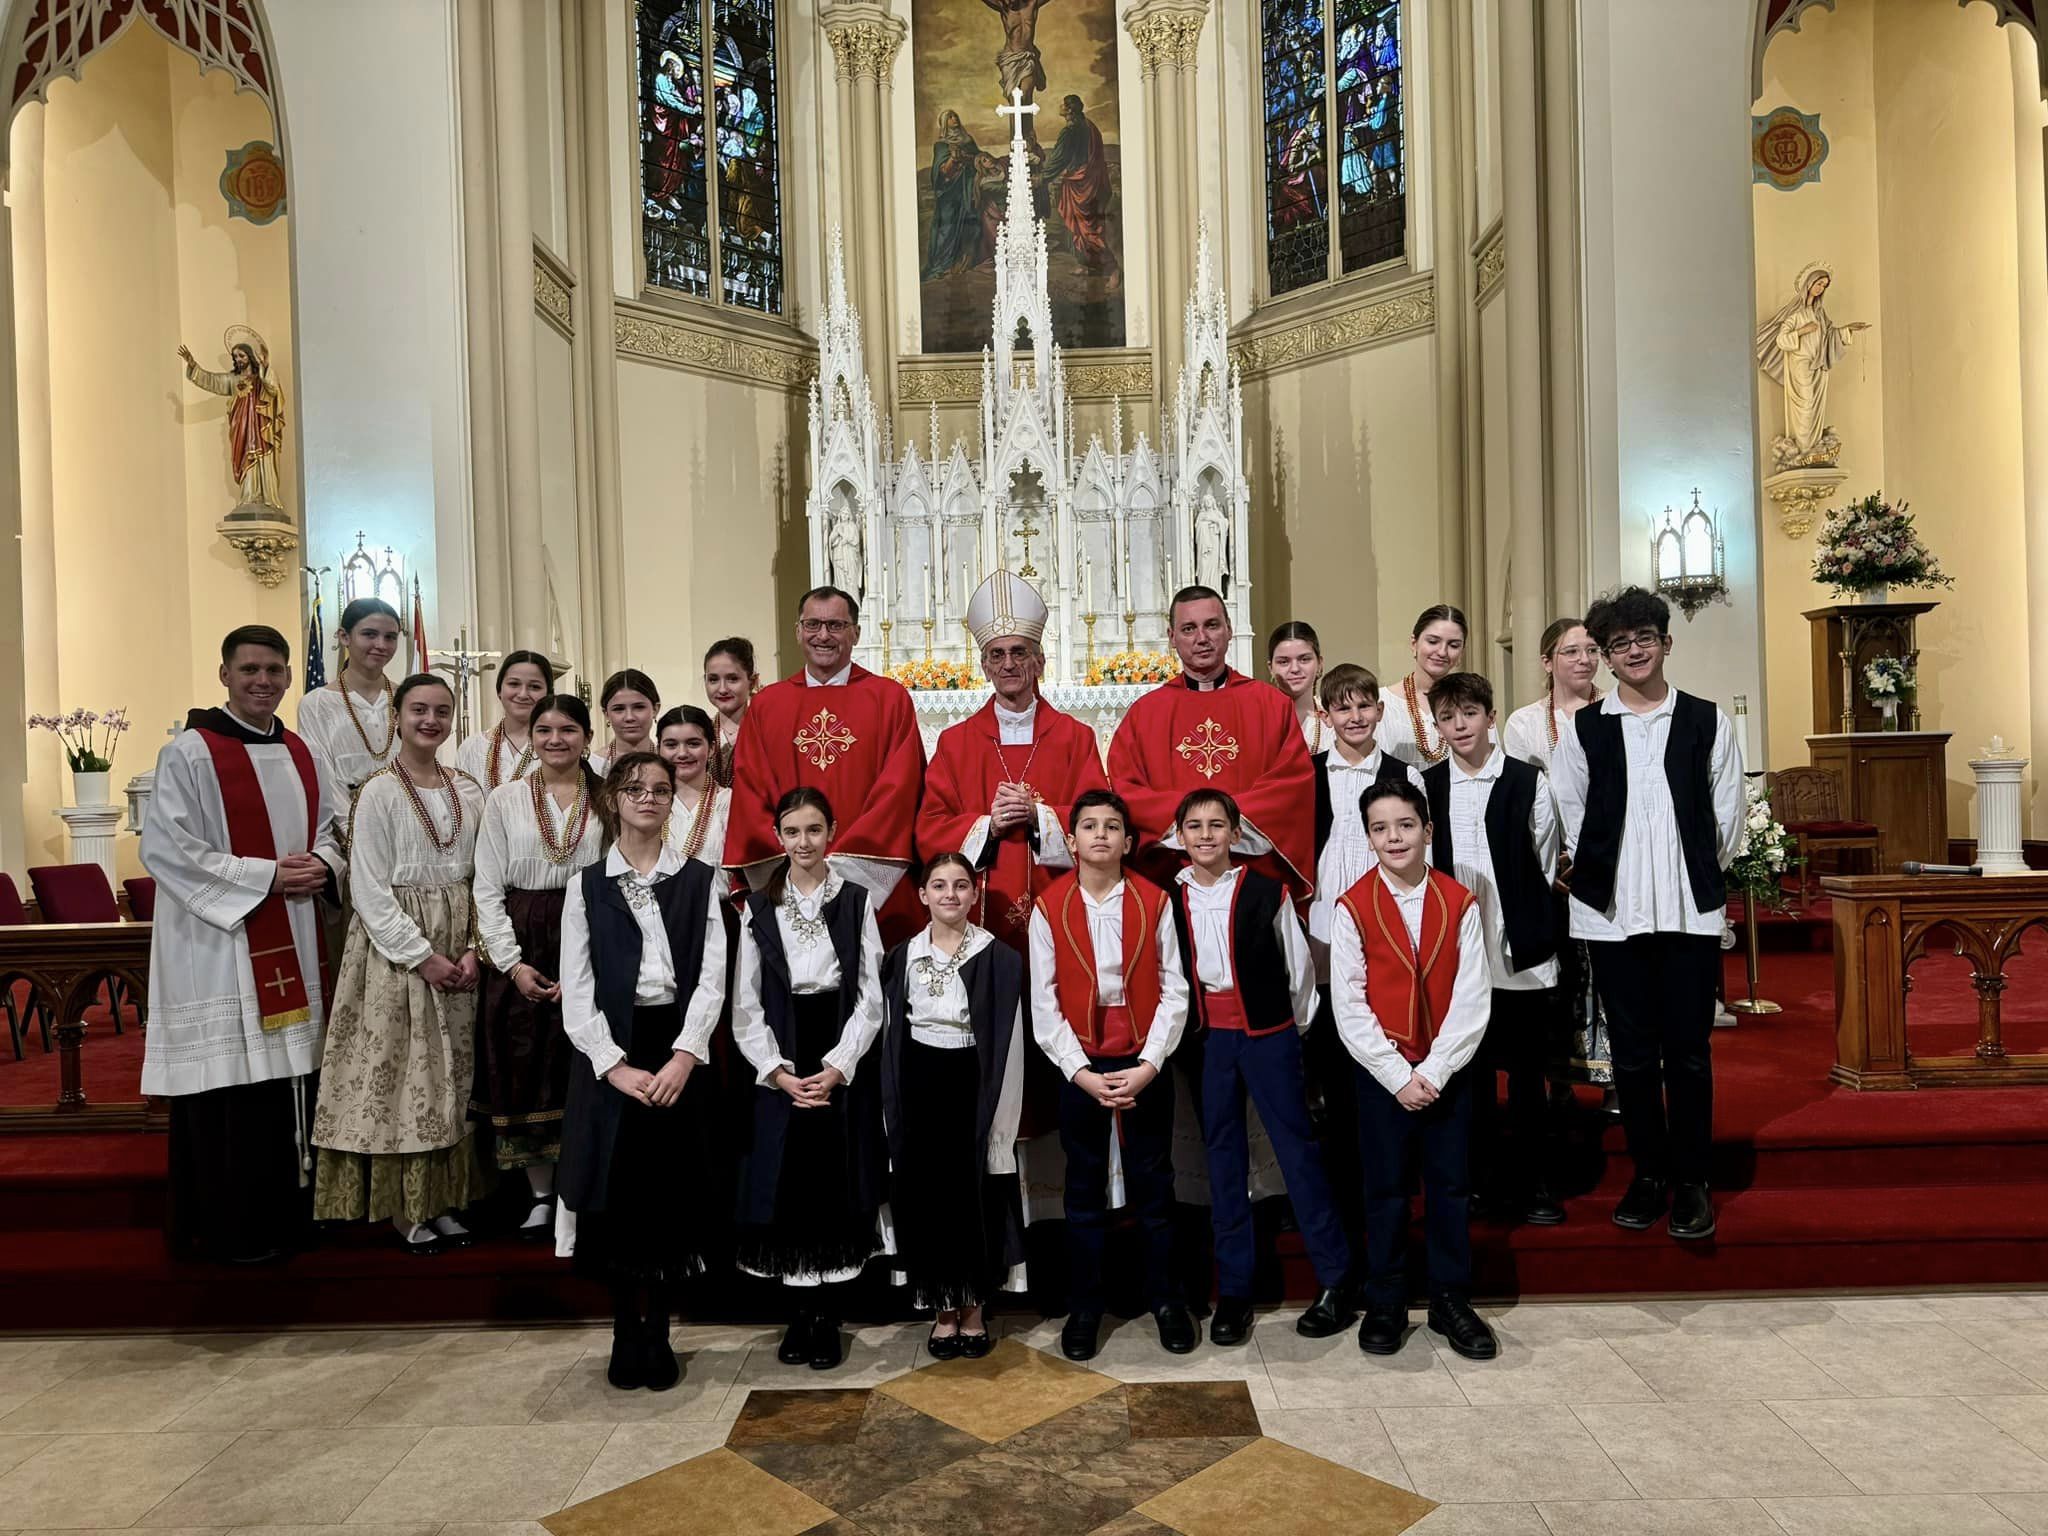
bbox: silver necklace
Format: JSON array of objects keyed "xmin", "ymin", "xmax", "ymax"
[
  {"xmin": 911, "ymin": 927, "xmax": 979, "ymax": 996},
  {"xmin": 783, "ymin": 878, "xmax": 829, "ymax": 948}
]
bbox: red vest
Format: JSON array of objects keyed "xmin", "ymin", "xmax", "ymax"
[
  {"xmin": 1045, "ymin": 871, "xmax": 1170, "ymax": 1056},
  {"xmin": 1336, "ymin": 867, "xmax": 1474, "ymax": 1063}
]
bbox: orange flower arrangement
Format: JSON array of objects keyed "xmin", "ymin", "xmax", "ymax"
[
  {"xmin": 891, "ymin": 658, "xmax": 985, "ymax": 691},
  {"xmin": 1086, "ymin": 651, "xmax": 1182, "ymax": 686}
]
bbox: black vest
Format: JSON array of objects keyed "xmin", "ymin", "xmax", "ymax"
[
  {"xmin": 1422, "ymin": 755, "xmax": 1557, "ymax": 974},
  {"xmin": 556, "ymin": 858, "xmax": 715, "ymax": 1213},
  {"xmin": 1168, "ymin": 869, "xmax": 1297, "ymax": 1035},
  {"xmin": 878, "ymin": 936, "xmax": 1025, "ymax": 1178},
  {"xmin": 1312, "ymin": 747, "xmax": 1415, "ymax": 858},
  {"xmin": 1570, "ymin": 692, "xmax": 1727, "ymax": 916}
]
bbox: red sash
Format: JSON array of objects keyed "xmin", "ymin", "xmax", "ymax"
[{"xmin": 196, "ymin": 728, "xmax": 329, "ymax": 1032}]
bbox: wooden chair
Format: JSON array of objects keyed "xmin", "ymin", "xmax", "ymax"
[
  {"xmin": 26, "ymin": 864, "xmax": 139, "ymax": 1033},
  {"xmin": 1768, "ymin": 766, "xmax": 1882, "ymax": 908},
  {"xmin": 0, "ymin": 872, "xmax": 50, "ymax": 1058}
]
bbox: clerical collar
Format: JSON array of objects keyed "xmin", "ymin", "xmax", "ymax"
[
  {"xmin": 806, "ymin": 662, "xmax": 853, "ymax": 688},
  {"xmin": 1181, "ymin": 669, "xmax": 1231, "ymax": 692},
  {"xmin": 185, "ymin": 705, "xmax": 281, "ymax": 744}
]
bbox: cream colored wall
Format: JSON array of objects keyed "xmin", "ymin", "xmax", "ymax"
[
  {"xmin": 20, "ymin": 24, "xmax": 294, "ymax": 878},
  {"xmin": 533, "ymin": 317, "xmax": 582, "ymax": 664}
]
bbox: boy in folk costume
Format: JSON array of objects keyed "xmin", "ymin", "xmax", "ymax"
[
  {"xmin": 1550, "ymin": 587, "xmax": 1744, "ymax": 1242},
  {"xmin": 1424, "ymin": 672, "xmax": 1565, "ymax": 1226},
  {"xmin": 1170, "ymin": 789, "xmax": 1354, "ymax": 1347},
  {"xmin": 1027, "ymin": 790, "xmax": 1194, "ymax": 1362},
  {"xmin": 1332, "ymin": 779, "xmax": 1498, "ymax": 1361}
]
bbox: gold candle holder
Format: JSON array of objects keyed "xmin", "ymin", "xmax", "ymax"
[
  {"xmin": 1122, "ymin": 610, "xmax": 1137, "ymax": 652},
  {"xmin": 922, "ymin": 616, "xmax": 935, "ymax": 661},
  {"xmin": 1729, "ymin": 889, "xmax": 1782, "ymax": 1016},
  {"xmin": 879, "ymin": 619, "xmax": 893, "ymax": 671},
  {"xmin": 1083, "ymin": 612, "xmax": 1098, "ymax": 668}
]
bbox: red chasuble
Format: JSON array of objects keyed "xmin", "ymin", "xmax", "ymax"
[
  {"xmin": 721, "ymin": 665, "xmax": 927, "ymax": 879},
  {"xmin": 1107, "ymin": 670, "xmax": 1317, "ymax": 898},
  {"xmin": 1336, "ymin": 867, "xmax": 1474, "ymax": 1063},
  {"xmin": 915, "ymin": 695, "xmax": 1109, "ymax": 951}
]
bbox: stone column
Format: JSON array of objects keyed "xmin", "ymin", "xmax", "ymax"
[
  {"xmin": 1499, "ymin": 0, "xmax": 1548, "ymax": 705},
  {"xmin": 1428, "ymin": 0, "xmax": 1469, "ymax": 613},
  {"xmin": 1971, "ymin": 752, "xmax": 2030, "ymax": 874},
  {"xmin": 2013, "ymin": 24, "xmax": 2048, "ymax": 835},
  {"xmin": 456, "ymin": 0, "xmax": 512, "ymax": 654},
  {"xmin": 1125, "ymin": 0, "xmax": 1207, "ymax": 401},
  {"xmin": 1540, "ymin": 0, "xmax": 1583, "ymax": 618},
  {"xmin": 823, "ymin": 4, "xmax": 907, "ymax": 423},
  {"xmin": 9, "ymin": 105, "xmax": 54, "ymax": 876},
  {"xmin": 573, "ymin": 0, "xmax": 628, "ymax": 675}
]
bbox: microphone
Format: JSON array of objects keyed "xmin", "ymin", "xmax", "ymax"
[{"xmin": 1899, "ymin": 861, "xmax": 1983, "ymax": 877}]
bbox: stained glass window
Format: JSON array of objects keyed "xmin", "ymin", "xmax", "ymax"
[
  {"xmin": 1261, "ymin": 0, "xmax": 1404, "ymax": 296},
  {"xmin": 636, "ymin": 0, "xmax": 783, "ymax": 315}
]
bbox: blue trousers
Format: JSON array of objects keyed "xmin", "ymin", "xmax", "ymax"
[
  {"xmin": 1355, "ymin": 1062, "xmax": 1473, "ymax": 1308},
  {"xmin": 1059, "ymin": 1054, "xmax": 1178, "ymax": 1313},
  {"xmin": 1199, "ymin": 1025, "xmax": 1352, "ymax": 1296}
]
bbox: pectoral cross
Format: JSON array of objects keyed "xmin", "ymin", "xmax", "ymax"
[{"xmin": 997, "ymin": 87, "xmax": 1038, "ymax": 148}]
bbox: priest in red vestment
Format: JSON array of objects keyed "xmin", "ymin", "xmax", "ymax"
[
  {"xmin": 1108, "ymin": 586, "xmax": 1316, "ymax": 898},
  {"xmin": 722, "ymin": 586, "xmax": 927, "ymax": 936}
]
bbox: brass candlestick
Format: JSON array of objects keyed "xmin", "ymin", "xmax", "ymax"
[
  {"xmin": 922, "ymin": 617, "xmax": 935, "ymax": 661},
  {"xmin": 1729, "ymin": 890, "xmax": 1782, "ymax": 1016},
  {"xmin": 1122, "ymin": 610, "xmax": 1137, "ymax": 651},
  {"xmin": 879, "ymin": 619, "xmax": 893, "ymax": 671},
  {"xmin": 1083, "ymin": 612, "xmax": 1098, "ymax": 669}
]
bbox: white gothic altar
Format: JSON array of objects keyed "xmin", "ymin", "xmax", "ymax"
[{"xmin": 805, "ymin": 98, "xmax": 1254, "ymax": 719}]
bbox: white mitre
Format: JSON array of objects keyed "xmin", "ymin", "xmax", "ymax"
[{"xmin": 965, "ymin": 570, "xmax": 1048, "ymax": 648}]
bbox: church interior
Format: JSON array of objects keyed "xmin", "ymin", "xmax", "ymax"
[{"xmin": 3, "ymin": 0, "xmax": 2048, "ymax": 1531}]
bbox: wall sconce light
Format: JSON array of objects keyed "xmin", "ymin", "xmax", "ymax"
[{"xmin": 1652, "ymin": 488, "xmax": 1728, "ymax": 620}]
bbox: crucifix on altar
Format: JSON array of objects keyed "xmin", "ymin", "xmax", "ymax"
[{"xmin": 429, "ymin": 626, "xmax": 502, "ymax": 743}]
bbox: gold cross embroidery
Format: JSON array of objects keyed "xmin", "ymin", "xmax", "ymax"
[
  {"xmin": 795, "ymin": 707, "xmax": 857, "ymax": 770},
  {"xmin": 264, "ymin": 967, "xmax": 293, "ymax": 998},
  {"xmin": 1176, "ymin": 717, "xmax": 1241, "ymax": 780}
]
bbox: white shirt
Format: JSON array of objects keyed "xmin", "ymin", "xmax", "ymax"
[
  {"xmin": 1377, "ymin": 682, "xmax": 1448, "ymax": 769},
  {"xmin": 897, "ymin": 925, "xmax": 1027, "ymax": 1174},
  {"xmin": 298, "ymin": 684, "xmax": 398, "ymax": 793},
  {"xmin": 1549, "ymin": 690, "xmax": 1746, "ymax": 941},
  {"xmin": 665, "ymin": 783, "xmax": 732, "ymax": 869},
  {"xmin": 1501, "ymin": 699, "xmax": 1569, "ymax": 770},
  {"xmin": 957, "ymin": 700, "xmax": 1076, "ymax": 871},
  {"xmin": 1174, "ymin": 866, "xmax": 1319, "ymax": 1031},
  {"xmin": 347, "ymin": 767, "xmax": 486, "ymax": 969},
  {"xmin": 731, "ymin": 870, "xmax": 888, "ymax": 1086},
  {"xmin": 1441, "ymin": 748, "xmax": 1560, "ymax": 991},
  {"xmin": 1299, "ymin": 710, "xmax": 1330, "ymax": 757},
  {"xmin": 1309, "ymin": 744, "xmax": 1423, "ymax": 944},
  {"xmin": 473, "ymin": 777, "xmax": 603, "ymax": 973},
  {"xmin": 557, "ymin": 843, "xmax": 730, "ymax": 1078},
  {"xmin": 805, "ymin": 661, "xmax": 854, "ymax": 687},
  {"xmin": 455, "ymin": 728, "xmax": 538, "ymax": 791},
  {"xmin": 1330, "ymin": 866, "xmax": 1493, "ymax": 1096},
  {"xmin": 1026, "ymin": 878, "xmax": 1190, "ymax": 1080}
]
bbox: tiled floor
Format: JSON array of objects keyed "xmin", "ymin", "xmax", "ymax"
[{"xmin": 0, "ymin": 1291, "xmax": 2045, "ymax": 1534}]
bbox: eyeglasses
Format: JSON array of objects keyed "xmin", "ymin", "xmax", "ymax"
[
  {"xmin": 1553, "ymin": 644, "xmax": 1601, "ymax": 663},
  {"xmin": 619, "ymin": 785, "xmax": 675, "ymax": 804},
  {"xmin": 798, "ymin": 619, "xmax": 854, "ymax": 637},
  {"xmin": 1603, "ymin": 629, "xmax": 1667, "ymax": 658},
  {"xmin": 984, "ymin": 646, "xmax": 1035, "ymax": 666}
]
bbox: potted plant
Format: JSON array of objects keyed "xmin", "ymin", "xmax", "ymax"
[
  {"xmin": 1862, "ymin": 655, "xmax": 1912, "ymax": 731},
  {"xmin": 29, "ymin": 707, "xmax": 130, "ymax": 805},
  {"xmin": 1811, "ymin": 492, "xmax": 1955, "ymax": 603}
]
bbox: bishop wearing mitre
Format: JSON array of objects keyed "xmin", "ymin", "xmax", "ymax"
[
  {"xmin": 722, "ymin": 584, "xmax": 927, "ymax": 936},
  {"xmin": 1108, "ymin": 584, "xmax": 1316, "ymax": 897}
]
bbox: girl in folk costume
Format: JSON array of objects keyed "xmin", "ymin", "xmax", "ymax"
[
  {"xmin": 596, "ymin": 669, "xmax": 661, "ymax": 770},
  {"xmin": 881, "ymin": 854, "xmax": 1027, "ymax": 1360},
  {"xmin": 298, "ymin": 598, "xmax": 403, "ymax": 798},
  {"xmin": 658, "ymin": 705, "xmax": 732, "ymax": 868},
  {"xmin": 472, "ymin": 695, "xmax": 604, "ymax": 1238},
  {"xmin": 702, "ymin": 638, "xmax": 759, "ymax": 789},
  {"xmin": 731, "ymin": 787, "xmax": 888, "ymax": 1372},
  {"xmin": 312, "ymin": 675, "xmax": 488, "ymax": 1251},
  {"xmin": 1379, "ymin": 604, "xmax": 1469, "ymax": 770},
  {"xmin": 456, "ymin": 650, "xmax": 554, "ymax": 789},
  {"xmin": 556, "ymin": 752, "xmax": 729, "ymax": 1392},
  {"xmin": 1268, "ymin": 620, "xmax": 1330, "ymax": 757},
  {"xmin": 1499, "ymin": 619, "xmax": 1617, "ymax": 1114}
]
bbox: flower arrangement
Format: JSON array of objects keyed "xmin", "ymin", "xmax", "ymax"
[
  {"xmin": 28, "ymin": 708, "xmax": 130, "ymax": 774},
  {"xmin": 1726, "ymin": 778, "xmax": 1801, "ymax": 908},
  {"xmin": 1811, "ymin": 492, "xmax": 1954, "ymax": 595},
  {"xmin": 1862, "ymin": 655, "xmax": 1912, "ymax": 704},
  {"xmin": 1086, "ymin": 650, "xmax": 1182, "ymax": 686},
  {"xmin": 891, "ymin": 659, "xmax": 984, "ymax": 691}
]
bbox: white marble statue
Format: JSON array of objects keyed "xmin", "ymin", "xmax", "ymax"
[
  {"xmin": 1194, "ymin": 489, "xmax": 1230, "ymax": 595},
  {"xmin": 827, "ymin": 501, "xmax": 864, "ymax": 599},
  {"xmin": 1755, "ymin": 263, "xmax": 1870, "ymax": 471}
]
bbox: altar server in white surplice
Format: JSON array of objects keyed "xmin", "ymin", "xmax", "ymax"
[{"xmin": 141, "ymin": 624, "xmax": 349, "ymax": 1264}]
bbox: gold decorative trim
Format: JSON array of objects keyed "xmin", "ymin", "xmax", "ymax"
[
  {"xmin": 615, "ymin": 299, "xmax": 817, "ymax": 389},
  {"xmin": 898, "ymin": 351, "xmax": 1154, "ymax": 403},
  {"xmin": 534, "ymin": 247, "xmax": 573, "ymax": 338},
  {"xmin": 825, "ymin": 16, "xmax": 907, "ymax": 83},
  {"xmin": 1473, "ymin": 221, "xmax": 1505, "ymax": 304},
  {"xmin": 1125, "ymin": 6, "xmax": 1206, "ymax": 77},
  {"xmin": 217, "ymin": 515, "xmax": 300, "ymax": 587},
  {"xmin": 1231, "ymin": 274, "xmax": 1435, "ymax": 378}
]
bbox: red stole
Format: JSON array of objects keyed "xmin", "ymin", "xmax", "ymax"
[
  {"xmin": 195, "ymin": 727, "xmax": 329, "ymax": 1031},
  {"xmin": 1337, "ymin": 867, "xmax": 1472, "ymax": 1063},
  {"xmin": 1045, "ymin": 871, "xmax": 1168, "ymax": 1056}
]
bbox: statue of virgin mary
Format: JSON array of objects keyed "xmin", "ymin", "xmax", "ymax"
[{"xmin": 1755, "ymin": 262, "xmax": 1870, "ymax": 470}]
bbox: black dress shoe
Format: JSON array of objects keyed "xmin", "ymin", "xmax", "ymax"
[
  {"xmin": 1060, "ymin": 1311, "xmax": 1102, "ymax": 1361},
  {"xmin": 1427, "ymin": 1297, "xmax": 1499, "ymax": 1360},
  {"xmin": 1522, "ymin": 1186, "xmax": 1567, "ymax": 1226},
  {"xmin": 1153, "ymin": 1303, "xmax": 1198, "ymax": 1355},
  {"xmin": 926, "ymin": 1324, "xmax": 963, "ymax": 1361},
  {"xmin": 1296, "ymin": 1286, "xmax": 1357, "ymax": 1339},
  {"xmin": 606, "ymin": 1329, "xmax": 645, "ymax": 1391},
  {"xmin": 809, "ymin": 1317, "xmax": 844, "ymax": 1371},
  {"xmin": 1209, "ymin": 1296, "xmax": 1255, "ymax": 1347},
  {"xmin": 1611, "ymin": 1176, "xmax": 1669, "ymax": 1231},
  {"xmin": 776, "ymin": 1312, "xmax": 814, "ymax": 1366},
  {"xmin": 1669, "ymin": 1182, "xmax": 1717, "ymax": 1241},
  {"xmin": 1356, "ymin": 1306, "xmax": 1407, "ymax": 1355},
  {"xmin": 957, "ymin": 1330, "xmax": 993, "ymax": 1359},
  {"xmin": 642, "ymin": 1323, "xmax": 681, "ymax": 1392}
]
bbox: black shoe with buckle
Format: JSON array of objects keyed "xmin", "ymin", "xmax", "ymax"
[
  {"xmin": 926, "ymin": 1323, "xmax": 963, "ymax": 1361},
  {"xmin": 1209, "ymin": 1296, "xmax": 1255, "ymax": 1347},
  {"xmin": 1356, "ymin": 1306, "xmax": 1407, "ymax": 1355},
  {"xmin": 1153, "ymin": 1303, "xmax": 1198, "ymax": 1355},
  {"xmin": 1611, "ymin": 1176, "xmax": 1669, "ymax": 1231},
  {"xmin": 1061, "ymin": 1311, "xmax": 1102, "ymax": 1361},
  {"xmin": 1669, "ymin": 1182, "xmax": 1717, "ymax": 1241},
  {"xmin": 776, "ymin": 1312, "xmax": 814, "ymax": 1366},
  {"xmin": 1296, "ymin": 1286, "xmax": 1357, "ymax": 1339},
  {"xmin": 1427, "ymin": 1297, "xmax": 1499, "ymax": 1360}
]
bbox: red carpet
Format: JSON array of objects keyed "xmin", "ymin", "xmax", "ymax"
[{"xmin": 2, "ymin": 939, "xmax": 2046, "ymax": 1331}]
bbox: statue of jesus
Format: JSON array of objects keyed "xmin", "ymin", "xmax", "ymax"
[
  {"xmin": 178, "ymin": 327, "xmax": 287, "ymax": 513},
  {"xmin": 983, "ymin": 0, "xmax": 1054, "ymax": 142}
]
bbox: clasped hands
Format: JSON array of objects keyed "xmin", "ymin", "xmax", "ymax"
[
  {"xmin": 1074, "ymin": 1060, "xmax": 1158, "ymax": 1111},
  {"xmin": 417, "ymin": 951, "xmax": 480, "ymax": 994},
  {"xmin": 270, "ymin": 853, "xmax": 329, "ymax": 897},
  {"xmin": 510, "ymin": 962, "xmax": 562, "ymax": 1004},
  {"xmin": 607, "ymin": 1049, "xmax": 700, "ymax": 1108},
  {"xmin": 1395, "ymin": 1070, "xmax": 1441, "ymax": 1112},
  {"xmin": 773, "ymin": 1063, "xmax": 845, "ymax": 1109},
  {"xmin": 988, "ymin": 782, "xmax": 1038, "ymax": 835}
]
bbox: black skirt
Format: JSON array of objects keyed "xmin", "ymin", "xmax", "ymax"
[
  {"xmin": 572, "ymin": 1002, "xmax": 717, "ymax": 1284},
  {"xmin": 893, "ymin": 1037, "xmax": 1023, "ymax": 1310},
  {"xmin": 735, "ymin": 990, "xmax": 881, "ymax": 1280},
  {"xmin": 473, "ymin": 886, "xmax": 575, "ymax": 1166},
  {"xmin": 167, "ymin": 1076, "xmax": 315, "ymax": 1263}
]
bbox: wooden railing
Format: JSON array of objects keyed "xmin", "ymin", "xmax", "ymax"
[
  {"xmin": 1825, "ymin": 873, "xmax": 2048, "ymax": 1089},
  {"xmin": 0, "ymin": 921, "xmax": 153, "ymax": 1129}
]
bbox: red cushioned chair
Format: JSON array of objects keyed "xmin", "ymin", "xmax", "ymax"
[
  {"xmin": 123, "ymin": 877, "xmax": 157, "ymax": 922},
  {"xmin": 0, "ymin": 872, "xmax": 51, "ymax": 1059},
  {"xmin": 27, "ymin": 864, "xmax": 138, "ymax": 1033},
  {"xmin": 1768, "ymin": 766, "xmax": 1882, "ymax": 910}
]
